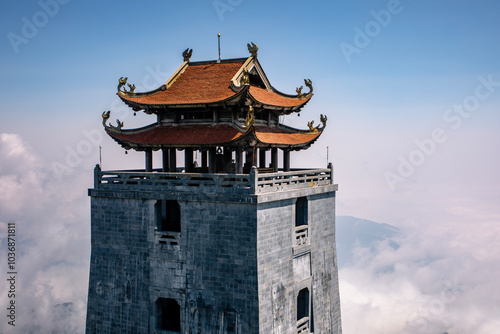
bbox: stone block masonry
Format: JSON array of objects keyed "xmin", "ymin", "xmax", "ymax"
[{"xmin": 86, "ymin": 180, "xmax": 340, "ymax": 333}]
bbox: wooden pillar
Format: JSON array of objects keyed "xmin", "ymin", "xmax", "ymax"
[
  {"xmin": 271, "ymin": 147, "xmax": 278, "ymax": 172},
  {"xmin": 145, "ymin": 149, "xmax": 153, "ymax": 172},
  {"xmin": 201, "ymin": 150, "xmax": 208, "ymax": 171},
  {"xmin": 259, "ymin": 148, "xmax": 266, "ymax": 168},
  {"xmin": 283, "ymin": 149, "xmax": 290, "ymax": 172},
  {"xmin": 169, "ymin": 148, "xmax": 177, "ymax": 173},
  {"xmin": 223, "ymin": 147, "xmax": 232, "ymax": 173},
  {"xmin": 208, "ymin": 147, "xmax": 216, "ymax": 173},
  {"xmin": 185, "ymin": 148, "xmax": 194, "ymax": 172},
  {"xmin": 162, "ymin": 148, "xmax": 169, "ymax": 172},
  {"xmin": 235, "ymin": 147, "xmax": 243, "ymax": 174},
  {"xmin": 245, "ymin": 150, "xmax": 254, "ymax": 168}
]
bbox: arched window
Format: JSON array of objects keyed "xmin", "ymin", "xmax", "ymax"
[
  {"xmin": 156, "ymin": 298, "xmax": 181, "ymax": 332},
  {"xmin": 295, "ymin": 197, "xmax": 309, "ymax": 247},
  {"xmin": 156, "ymin": 200, "xmax": 181, "ymax": 232},
  {"xmin": 295, "ymin": 197, "xmax": 308, "ymax": 227},
  {"xmin": 297, "ymin": 288, "xmax": 310, "ymax": 321}
]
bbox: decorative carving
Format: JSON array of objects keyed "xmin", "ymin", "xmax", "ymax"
[
  {"xmin": 102, "ymin": 110, "xmax": 124, "ymax": 131},
  {"xmin": 183, "ymin": 48, "xmax": 193, "ymax": 62},
  {"xmin": 245, "ymin": 106, "xmax": 255, "ymax": 128},
  {"xmin": 240, "ymin": 67, "xmax": 250, "ymax": 86},
  {"xmin": 102, "ymin": 110, "xmax": 110, "ymax": 127},
  {"xmin": 296, "ymin": 79, "xmax": 313, "ymax": 98},
  {"xmin": 118, "ymin": 77, "xmax": 127, "ymax": 92},
  {"xmin": 117, "ymin": 77, "xmax": 136, "ymax": 94},
  {"xmin": 296, "ymin": 86, "xmax": 303, "ymax": 98},
  {"xmin": 247, "ymin": 42, "xmax": 258, "ymax": 57},
  {"xmin": 115, "ymin": 119, "xmax": 124, "ymax": 129},
  {"xmin": 320, "ymin": 114, "xmax": 327, "ymax": 127},
  {"xmin": 307, "ymin": 114, "xmax": 327, "ymax": 133}
]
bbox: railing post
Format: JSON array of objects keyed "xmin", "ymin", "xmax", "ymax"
[
  {"xmin": 94, "ymin": 164, "xmax": 101, "ymax": 189},
  {"xmin": 249, "ymin": 166, "xmax": 258, "ymax": 194},
  {"xmin": 328, "ymin": 162, "xmax": 333, "ymax": 184}
]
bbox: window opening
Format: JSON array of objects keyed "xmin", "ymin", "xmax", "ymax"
[{"xmin": 156, "ymin": 298, "xmax": 181, "ymax": 332}]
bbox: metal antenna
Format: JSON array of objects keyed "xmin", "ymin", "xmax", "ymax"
[
  {"xmin": 99, "ymin": 145, "xmax": 102, "ymax": 167},
  {"xmin": 327, "ymin": 146, "xmax": 329, "ymax": 165},
  {"xmin": 217, "ymin": 33, "xmax": 221, "ymax": 63}
]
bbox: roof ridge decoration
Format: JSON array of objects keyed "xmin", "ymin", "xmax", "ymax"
[
  {"xmin": 307, "ymin": 114, "xmax": 327, "ymax": 133},
  {"xmin": 102, "ymin": 111, "xmax": 124, "ymax": 132},
  {"xmin": 244, "ymin": 106, "xmax": 255, "ymax": 129},
  {"xmin": 296, "ymin": 79, "xmax": 313, "ymax": 99},
  {"xmin": 240, "ymin": 67, "xmax": 250, "ymax": 86},
  {"xmin": 247, "ymin": 42, "xmax": 258, "ymax": 57},
  {"xmin": 182, "ymin": 48, "xmax": 193, "ymax": 62},
  {"xmin": 117, "ymin": 77, "xmax": 136, "ymax": 94}
]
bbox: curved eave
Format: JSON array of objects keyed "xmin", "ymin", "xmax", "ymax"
[
  {"xmin": 117, "ymin": 87, "xmax": 248, "ymax": 112},
  {"xmin": 230, "ymin": 125, "xmax": 323, "ymax": 151},
  {"xmin": 104, "ymin": 123, "xmax": 245, "ymax": 151},
  {"xmin": 247, "ymin": 86, "xmax": 312, "ymax": 113}
]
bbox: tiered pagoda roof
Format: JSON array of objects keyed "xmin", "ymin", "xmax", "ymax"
[{"xmin": 103, "ymin": 43, "xmax": 326, "ymax": 152}]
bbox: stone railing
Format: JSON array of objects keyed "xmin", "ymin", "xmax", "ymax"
[
  {"xmin": 297, "ymin": 317, "xmax": 310, "ymax": 334},
  {"xmin": 93, "ymin": 164, "xmax": 333, "ymax": 195}
]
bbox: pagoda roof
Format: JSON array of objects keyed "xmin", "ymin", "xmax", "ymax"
[
  {"xmin": 117, "ymin": 56, "xmax": 312, "ymax": 112},
  {"xmin": 105, "ymin": 123, "xmax": 323, "ymax": 151}
]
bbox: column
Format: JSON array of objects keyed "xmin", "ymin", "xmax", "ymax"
[
  {"xmin": 201, "ymin": 150, "xmax": 208, "ymax": 171},
  {"xmin": 259, "ymin": 148, "xmax": 266, "ymax": 168},
  {"xmin": 283, "ymin": 149, "xmax": 290, "ymax": 172},
  {"xmin": 185, "ymin": 148, "xmax": 194, "ymax": 172},
  {"xmin": 162, "ymin": 148, "xmax": 169, "ymax": 172},
  {"xmin": 208, "ymin": 147, "xmax": 217, "ymax": 173},
  {"xmin": 223, "ymin": 147, "xmax": 232, "ymax": 173},
  {"xmin": 169, "ymin": 148, "xmax": 177, "ymax": 172},
  {"xmin": 235, "ymin": 147, "xmax": 243, "ymax": 174},
  {"xmin": 145, "ymin": 148, "xmax": 153, "ymax": 172},
  {"xmin": 271, "ymin": 147, "xmax": 278, "ymax": 172},
  {"xmin": 245, "ymin": 149, "xmax": 254, "ymax": 168}
]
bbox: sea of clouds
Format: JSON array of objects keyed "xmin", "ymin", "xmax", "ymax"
[{"xmin": 0, "ymin": 132, "xmax": 499, "ymax": 333}]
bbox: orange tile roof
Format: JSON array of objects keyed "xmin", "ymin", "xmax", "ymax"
[
  {"xmin": 254, "ymin": 126, "xmax": 321, "ymax": 145},
  {"xmin": 249, "ymin": 86, "xmax": 312, "ymax": 108},
  {"xmin": 106, "ymin": 124, "xmax": 322, "ymax": 148},
  {"xmin": 120, "ymin": 61, "xmax": 245, "ymax": 105},
  {"xmin": 107, "ymin": 124, "xmax": 243, "ymax": 146}
]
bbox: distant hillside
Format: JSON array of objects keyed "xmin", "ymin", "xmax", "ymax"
[{"xmin": 336, "ymin": 216, "xmax": 401, "ymax": 268}]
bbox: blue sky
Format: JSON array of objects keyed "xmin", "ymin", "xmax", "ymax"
[{"xmin": 1, "ymin": 1, "xmax": 500, "ymax": 333}]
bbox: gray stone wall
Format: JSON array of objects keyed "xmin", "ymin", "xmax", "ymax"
[
  {"xmin": 86, "ymin": 190, "xmax": 260, "ymax": 334},
  {"xmin": 256, "ymin": 187, "xmax": 342, "ymax": 334},
  {"xmin": 86, "ymin": 197, "xmax": 151, "ymax": 334},
  {"xmin": 86, "ymin": 184, "xmax": 341, "ymax": 334}
]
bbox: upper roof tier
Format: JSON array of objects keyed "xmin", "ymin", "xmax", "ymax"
[
  {"xmin": 102, "ymin": 43, "xmax": 327, "ymax": 152},
  {"xmin": 117, "ymin": 53, "xmax": 313, "ymax": 113}
]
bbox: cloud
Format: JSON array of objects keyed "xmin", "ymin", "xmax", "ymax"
[
  {"xmin": 338, "ymin": 213, "xmax": 500, "ymax": 334},
  {"xmin": 0, "ymin": 133, "xmax": 90, "ymax": 333}
]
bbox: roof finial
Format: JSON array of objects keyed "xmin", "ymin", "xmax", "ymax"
[
  {"xmin": 247, "ymin": 42, "xmax": 258, "ymax": 57},
  {"xmin": 217, "ymin": 33, "xmax": 221, "ymax": 63},
  {"xmin": 183, "ymin": 48, "xmax": 193, "ymax": 62}
]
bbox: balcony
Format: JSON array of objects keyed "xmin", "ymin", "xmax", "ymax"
[{"xmin": 93, "ymin": 165, "xmax": 334, "ymax": 195}]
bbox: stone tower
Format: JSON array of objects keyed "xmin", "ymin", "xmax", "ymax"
[{"xmin": 86, "ymin": 43, "xmax": 342, "ymax": 334}]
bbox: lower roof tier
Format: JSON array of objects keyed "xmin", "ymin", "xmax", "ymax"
[{"xmin": 105, "ymin": 123, "xmax": 323, "ymax": 151}]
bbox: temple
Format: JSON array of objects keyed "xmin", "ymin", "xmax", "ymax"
[
  {"xmin": 86, "ymin": 42, "xmax": 342, "ymax": 334},
  {"xmin": 103, "ymin": 42, "xmax": 326, "ymax": 174}
]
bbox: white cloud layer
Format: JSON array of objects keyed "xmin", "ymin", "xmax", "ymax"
[
  {"xmin": 339, "ymin": 212, "xmax": 500, "ymax": 334},
  {"xmin": 0, "ymin": 132, "xmax": 499, "ymax": 333},
  {"xmin": 0, "ymin": 133, "xmax": 90, "ymax": 333}
]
